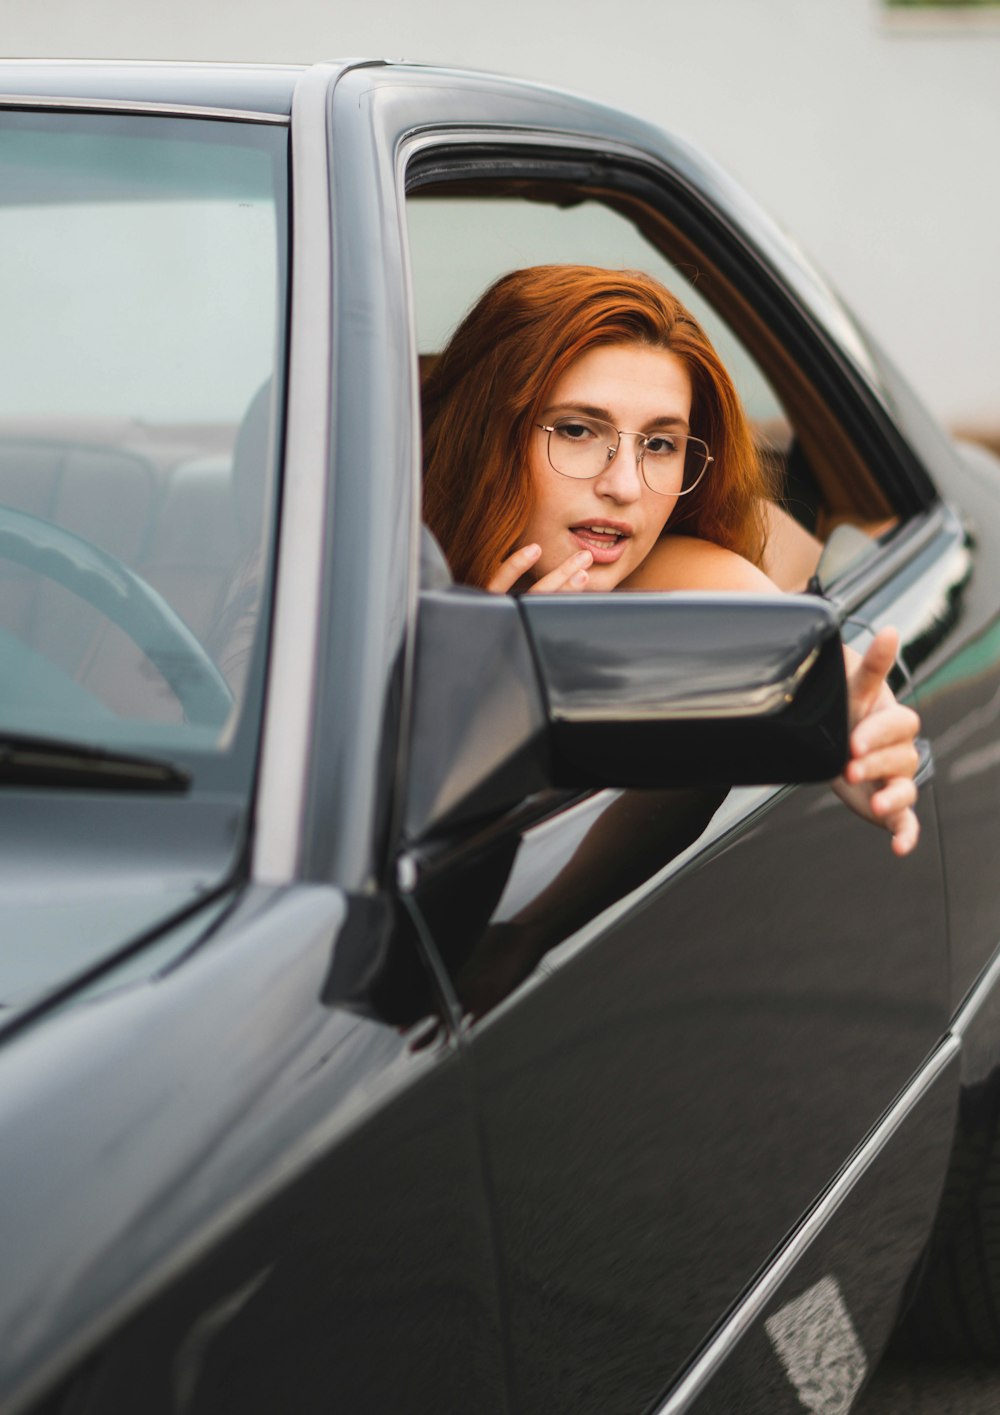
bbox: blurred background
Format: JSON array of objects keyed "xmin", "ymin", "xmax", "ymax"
[{"xmin": 2, "ymin": 0, "xmax": 997, "ymax": 443}]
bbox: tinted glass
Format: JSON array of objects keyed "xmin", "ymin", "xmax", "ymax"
[{"xmin": 0, "ymin": 110, "xmax": 287, "ymax": 786}]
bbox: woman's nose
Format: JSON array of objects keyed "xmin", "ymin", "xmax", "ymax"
[{"xmin": 596, "ymin": 435, "xmax": 644, "ymax": 501}]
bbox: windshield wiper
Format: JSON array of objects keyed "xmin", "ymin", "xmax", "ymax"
[{"xmin": 0, "ymin": 733, "xmax": 191, "ymax": 792}]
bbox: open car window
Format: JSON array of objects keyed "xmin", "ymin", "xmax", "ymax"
[{"xmin": 405, "ymin": 160, "xmax": 908, "ymax": 584}]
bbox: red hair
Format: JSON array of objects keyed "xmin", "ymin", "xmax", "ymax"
[{"xmin": 422, "ymin": 265, "xmax": 774, "ymax": 588}]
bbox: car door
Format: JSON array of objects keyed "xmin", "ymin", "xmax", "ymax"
[{"xmin": 331, "ymin": 65, "xmax": 962, "ymax": 1413}]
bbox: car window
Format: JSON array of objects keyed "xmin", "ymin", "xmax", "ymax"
[
  {"xmin": 0, "ymin": 110, "xmax": 287, "ymax": 786},
  {"xmin": 406, "ymin": 169, "xmax": 900, "ymax": 562}
]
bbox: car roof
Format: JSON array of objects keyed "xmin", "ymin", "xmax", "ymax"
[
  {"xmin": 0, "ymin": 58, "xmax": 698, "ymax": 144},
  {"xmin": 0, "ymin": 57, "xmax": 639, "ymax": 125},
  {"xmin": 0, "ymin": 58, "xmax": 306, "ymax": 116}
]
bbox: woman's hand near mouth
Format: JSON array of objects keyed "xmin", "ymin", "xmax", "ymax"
[{"xmin": 487, "ymin": 542, "xmax": 593, "ymax": 594}]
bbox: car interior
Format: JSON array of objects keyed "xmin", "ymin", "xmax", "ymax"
[
  {"xmin": 0, "ymin": 113, "xmax": 283, "ymax": 742},
  {"xmin": 0, "ymin": 384, "xmax": 279, "ymax": 735}
]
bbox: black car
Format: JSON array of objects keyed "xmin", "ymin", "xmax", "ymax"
[{"xmin": 2, "ymin": 57, "xmax": 1000, "ymax": 1415}]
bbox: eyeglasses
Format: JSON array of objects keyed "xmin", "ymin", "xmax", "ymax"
[{"xmin": 536, "ymin": 416, "xmax": 713, "ymax": 496}]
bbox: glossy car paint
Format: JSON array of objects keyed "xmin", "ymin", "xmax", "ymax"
[
  {"xmin": 407, "ymin": 770, "xmax": 950, "ymax": 1412},
  {"xmin": 0, "ymin": 794, "xmax": 238, "ymax": 1027},
  {"xmin": 1, "ymin": 56, "xmax": 999, "ymax": 1415},
  {"xmin": 679, "ymin": 1046, "xmax": 960, "ymax": 1414},
  {"xmin": 0, "ymin": 888, "xmax": 505, "ymax": 1414}
]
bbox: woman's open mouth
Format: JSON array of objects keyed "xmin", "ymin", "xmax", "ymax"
[{"xmin": 569, "ymin": 522, "xmax": 632, "ymax": 565}]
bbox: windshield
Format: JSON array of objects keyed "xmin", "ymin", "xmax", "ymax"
[{"xmin": 0, "ymin": 110, "xmax": 287, "ymax": 790}]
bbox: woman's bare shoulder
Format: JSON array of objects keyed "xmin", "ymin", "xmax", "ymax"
[{"xmin": 620, "ymin": 535, "xmax": 779, "ymax": 594}]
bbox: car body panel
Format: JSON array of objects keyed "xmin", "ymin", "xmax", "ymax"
[
  {"xmin": 0, "ymin": 885, "xmax": 508, "ymax": 1415},
  {"xmin": 677, "ymin": 1042, "xmax": 959, "ymax": 1414},
  {"xmin": 0, "ymin": 792, "xmax": 240, "ymax": 1026},
  {"xmin": 408, "ymin": 758, "xmax": 950, "ymax": 1410},
  {"xmin": 885, "ymin": 436, "xmax": 1000, "ymax": 1016}
]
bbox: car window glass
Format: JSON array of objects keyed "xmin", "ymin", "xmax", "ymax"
[{"xmin": 0, "ymin": 111, "xmax": 287, "ymax": 786}]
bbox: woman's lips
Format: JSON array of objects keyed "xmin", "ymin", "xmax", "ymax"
[{"xmin": 570, "ymin": 523, "xmax": 632, "ymax": 565}]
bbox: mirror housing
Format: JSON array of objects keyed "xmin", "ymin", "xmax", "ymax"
[
  {"xmin": 518, "ymin": 593, "xmax": 847, "ymax": 790},
  {"xmin": 405, "ymin": 589, "xmax": 848, "ymax": 841},
  {"xmin": 404, "ymin": 590, "xmax": 550, "ymax": 842}
]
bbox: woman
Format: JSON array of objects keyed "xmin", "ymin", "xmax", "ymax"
[{"xmin": 423, "ymin": 264, "xmax": 921, "ymax": 855}]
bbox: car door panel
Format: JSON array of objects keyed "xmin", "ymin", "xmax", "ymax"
[
  {"xmin": 410, "ymin": 716, "xmax": 949, "ymax": 1412},
  {"xmin": 401, "ymin": 512, "xmax": 957, "ymax": 1410},
  {"xmin": 364, "ymin": 75, "xmax": 959, "ymax": 1404},
  {"xmin": 681, "ymin": 1047, "xmax": 958, "ymax": 1415}
]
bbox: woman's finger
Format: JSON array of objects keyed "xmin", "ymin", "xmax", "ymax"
[
  {"xmin": 830, "ymin": 770, "xmax": 920, "ymax": 855},
  {"xmin": 526, "ymin": 549, "xmax": 593, "ymax": 594},
  {"xmin": 850, "ymin": 703, "xmax": 920, "ymax": 758},
  {"xmin": 879, "ymin": 804, "xmax": 920, "ymax": 857},
  {"xmin": 845, "ymin": 741, "xmax": 920, "ymax": 786},
  {"xmin": 869, "ymin": 777, "xmax": 919, "ymax": 817},
  {"xmin": 486, "ymin": 542, "xmax": 542, "ymax": 594},
  {"xmin": 847, "ymin": 626, "xmax": 901, "ymax": 727},
  {"xmin": 890, "ymin": 810, "xmax": 921, "ymax": 857}
]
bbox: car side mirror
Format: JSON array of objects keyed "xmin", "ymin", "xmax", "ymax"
[
  {"xmin": 404, "ymin": 589, "xmax": 847, "ymax": 842},
  {"xmin": 519, "ymin": 593, "xmax": 847, "ymax": 791}
]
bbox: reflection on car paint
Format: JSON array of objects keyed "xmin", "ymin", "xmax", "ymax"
[{"xmin": 764, "ymin": 1275, "xmax": 867, "ymax": 1415}]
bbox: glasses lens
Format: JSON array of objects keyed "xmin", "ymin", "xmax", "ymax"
[
  {"xmin": 545, "ymin": 419, "xmax": 712, "ymax": 494},
  {"xmin": 642, "ymin": 434, "xmax": 710, "ymax": 496},
  {"xmin": 546, "ymin": 417, "xmax": 617, "ymax": 478}
]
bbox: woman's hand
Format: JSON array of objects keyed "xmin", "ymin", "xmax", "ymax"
[
  {"xmin": 834, "ymin": 626, "xmax": 921, "ymax": 857},
  {"xmin": 487, "ymin": 543, "xmax": 592, "ymax": 594}
]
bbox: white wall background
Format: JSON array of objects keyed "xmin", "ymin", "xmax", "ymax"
[{"xmin": 3, "ymin": 0, "xmax": 998, "ymax": 429}]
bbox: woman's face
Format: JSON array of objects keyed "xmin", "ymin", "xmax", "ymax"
[{"xmin": 520, "ymin": 342, "xmax": 694, "ymax": 591}]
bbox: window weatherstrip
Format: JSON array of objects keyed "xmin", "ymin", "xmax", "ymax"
[{"xmin": 0, "ymin": 94, "xmax": 289, "ymax": 124}]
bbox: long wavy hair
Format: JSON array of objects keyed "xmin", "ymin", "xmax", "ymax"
[{"xmin": 422, "ymin": 264, "xmax": 774, "ymax": 588}]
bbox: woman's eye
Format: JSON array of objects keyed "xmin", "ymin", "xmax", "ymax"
[
  {"xmin": 554, "ymin": 420, "xmax": 597, "ymax": 442},
  {"xmin": 645, "ymin": 434, "xmax": 680, "ymax": 456}
]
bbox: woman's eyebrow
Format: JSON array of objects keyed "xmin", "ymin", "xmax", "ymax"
[
  {"xmin": 543, "ymin": 401, "xmax": 690, "ymax": 430},
  {"xmin": 541, "ymin": 401, "xmax": 614, "ymax": 420}
]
